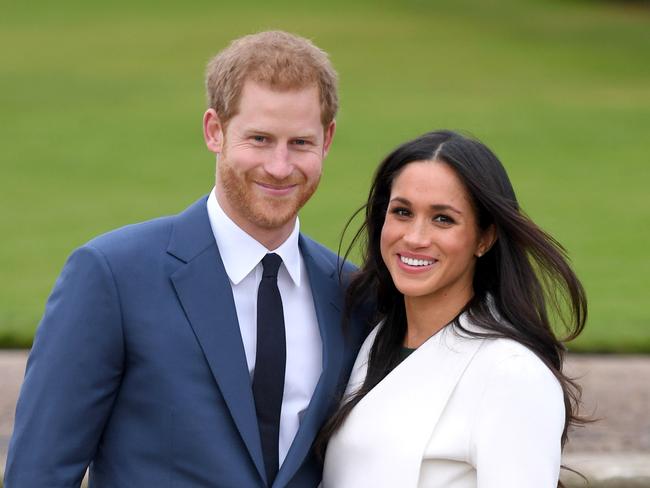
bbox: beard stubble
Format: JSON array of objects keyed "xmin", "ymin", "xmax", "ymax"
[{"xmin": 218, "ymin": 160, "xmax": 320, "ymax": 230}]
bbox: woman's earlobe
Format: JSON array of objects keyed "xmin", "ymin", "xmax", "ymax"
[{"xmin": 477, "ymin": 225, "xmax": 497, "ymax": 257}]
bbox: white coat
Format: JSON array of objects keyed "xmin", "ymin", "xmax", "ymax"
[{"xmin": 322, "ymin": 315, "xmax": 565, "ymax": 488}]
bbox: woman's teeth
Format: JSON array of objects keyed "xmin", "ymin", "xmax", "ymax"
[{"xmin": 400, "ymin": 255, "xmax": 434, "ymax": 267}]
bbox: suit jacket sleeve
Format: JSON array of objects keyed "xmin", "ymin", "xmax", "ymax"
[
  {"xmin": 5, "ymin": 245, "xmax": 125, "ymax": 488},
  {"xmin": 470, "ymin": 352, "xmax": 565, "ymax": 488}
]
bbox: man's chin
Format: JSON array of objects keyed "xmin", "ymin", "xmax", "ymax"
[
  {"xmin": 253, "ymin": 212, "xmax": 297, "ymax": 230},
  {"xmin": 245, "ymin": 201, "xmax": 298, "ymax": 230},
  {"xmin": 244, "ymin": 187, "xmax": 316, "ymax": 231}
]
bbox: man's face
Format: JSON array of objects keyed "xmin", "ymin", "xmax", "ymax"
[{"xmin": 205, "ymin": 80, "xmax": 335, "ymax": 246}]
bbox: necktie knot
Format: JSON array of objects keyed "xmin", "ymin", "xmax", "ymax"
[{"xmin": 261, "ymin": 253, "xmax": 282, "ymax": 279}]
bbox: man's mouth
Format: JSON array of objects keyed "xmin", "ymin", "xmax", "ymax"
[{"xmin": 255, "ymin": 181, "xmax": 298, "ymax": 195}]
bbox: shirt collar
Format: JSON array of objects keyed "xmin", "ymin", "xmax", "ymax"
[{"xmin": 206, "ymin": 189, "xmax": 301, "ymax": 286}]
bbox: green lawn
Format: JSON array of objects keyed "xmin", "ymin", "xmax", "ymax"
[{"xmin": 1, "ymin": 0, "xmax": 648, "ymax": 351}]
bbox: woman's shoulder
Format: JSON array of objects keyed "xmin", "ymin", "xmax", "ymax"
[
  {"xmin": 480, "ymin": 338, "xmax": 553, "ymax": 374},
  {"xmin": 473, "ymin": 333, "xmax": 540, "ymax": 360},
  {"xmin": 460, "ymin": 331, "xmax": 562, "ymax": 400},
  {"xmin": 451, "ymin": 330, "xmax": 566, "ymax": 442},
  {"xmin": 459, "ymin": 331, "xmax": 566, "ymax": 484},
  {"xmin": 455, "ymin": 313, "xmax": 556, "ymax": 378},
  {"xmin": 449, "ymin": 316, "xmax": 555, "ymax": 384}
]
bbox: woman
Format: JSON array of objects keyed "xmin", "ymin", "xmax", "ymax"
[{"xmin": 321, "ymin": 130, "xmax": 586, "ymax": 487}]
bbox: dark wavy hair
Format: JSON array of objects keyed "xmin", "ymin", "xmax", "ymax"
[{"xmin": 321, "ymin": 130, "xmax": 587, "ymax": 485}]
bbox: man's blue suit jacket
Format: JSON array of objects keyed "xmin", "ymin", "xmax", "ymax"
[{"xmin": 5, "ymin": 196, "xmax": 368, "ymax": 488}]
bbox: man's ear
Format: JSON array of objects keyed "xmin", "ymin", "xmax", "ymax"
[
  {"xmin": 203, "ymin": 109, "xmax": 224, "ymax": 154},
  {"xmin": 322, "ymin": 120, "xmax": 336, "ymax": 158},
  {"xmin": 476, "ymin": 224, "xmax": 497, "ymax": 258}
]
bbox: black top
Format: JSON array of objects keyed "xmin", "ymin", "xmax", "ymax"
[{"xmin": 398, "ymin": 346, "xmax": 416, "ymax": 364}]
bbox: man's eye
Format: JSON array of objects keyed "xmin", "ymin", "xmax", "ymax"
[
  {"xmin": 293, "ymin": 139, "xmax": 307, "ymax": 146},
  {"xmin": 252, "ymin": 135, "xmax": 266, "ymax": 143}
]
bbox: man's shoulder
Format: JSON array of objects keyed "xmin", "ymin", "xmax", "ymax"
[
  {"xmin": 299, "ymin": 234, "xmax": 357, "ymax": 275},
  {"xmin": 86, "ymin": 214, "xmax": 174, "ymax": 255},
  {"xmin": 83, "ymin": 196, "xmax": 208, "ymax": 258}
]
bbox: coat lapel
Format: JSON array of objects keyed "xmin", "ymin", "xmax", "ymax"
[
  {"xmin": 326, "ymin": 316, "xmax": 485, "ymax": 487},
  {"xmin": 273, "ymin": 236, "xmax": 346, "ymax": 488},
  {"xmin": 167, "ymin": 196, "xmax": 266, "ymax": 484}
]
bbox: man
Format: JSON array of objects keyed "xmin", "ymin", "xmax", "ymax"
[{"xmin": 5, "ymin": 31, "xmax": 368, "ymax": 487}]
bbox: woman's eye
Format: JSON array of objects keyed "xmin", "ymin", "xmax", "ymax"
[
  {"xmin": 391, "ymin": 207, "xmax": 411, "ymax": 217},
  {"xmin": 433, "ymin": 214, "xmax": 454, "ymax": 224}
]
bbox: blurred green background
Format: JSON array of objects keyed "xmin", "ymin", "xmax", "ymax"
[{"xmin": 1, "ymin": 0, "xmax": 649, "ymax": 351}]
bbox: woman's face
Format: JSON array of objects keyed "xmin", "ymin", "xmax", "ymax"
[{"xmin": 380, "ymin": 160, "xmax": 493, "ymax": 302}]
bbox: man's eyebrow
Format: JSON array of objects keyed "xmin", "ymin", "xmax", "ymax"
[
  {"xmin": 242, "ymin": 129, "xmax": 318, "ymax": 139},
  {"xmin": 244, "ymin": 128, "xmax": 272, "ymax": 135},
  {"xmin": 389, "ymin": 197, "xmax": 462, "ymax": 214}
]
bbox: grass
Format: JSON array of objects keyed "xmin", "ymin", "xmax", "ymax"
[{"xmin": 0, "ymin": 0, "xmax": 649, "ymax": 351}]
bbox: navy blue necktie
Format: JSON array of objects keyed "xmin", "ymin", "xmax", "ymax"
[{"xmin": 252, "ymin": 253, "xmax": 286, "ymax": 487}]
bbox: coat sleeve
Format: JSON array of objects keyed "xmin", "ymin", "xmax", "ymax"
[
  {"xmin": 4, "ymin": 245, "xmax": 125, "ymax": 488},
  {"xmin": 470, "ymin": 352, "xmax": 565, "ymax": 488}
]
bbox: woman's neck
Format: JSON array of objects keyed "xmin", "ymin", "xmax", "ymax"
[{"xmin": 403, "ymin": 285, "xmax": 473, "ymax": 348}]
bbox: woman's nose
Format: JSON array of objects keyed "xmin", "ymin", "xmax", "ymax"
[{"xmin": 402, "ymin": 220, "xmax": 431, "ymax": 248}]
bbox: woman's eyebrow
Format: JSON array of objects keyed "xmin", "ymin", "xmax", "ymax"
[{"xmin": 389, "ymin": 197, "xmax": 462, "ymax": 215}]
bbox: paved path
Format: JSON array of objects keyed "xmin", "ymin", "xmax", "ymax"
[
  {"xmin": 562, "ymin": 355, "xmax": 650, "ymax": 487},
  {"xmin": 563, "ymin": 355, "xmax": 650, "ymax": 454},
  {"xmin": 0, "ymin": 351, "xmax": 26, "ymax": 467},
  {"xmin": 1, "ymin": 351, "xmax": 649, "ymax": 486}
]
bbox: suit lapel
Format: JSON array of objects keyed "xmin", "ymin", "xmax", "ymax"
[
  {"xmin": 330, "ymin": 316, "xmax": 484, "ymax": 487},
  {"xmin": 392, "ymin": 321, "xmax": 484, "ymax": 485},
  {"xmin": 274, "ymin": 236, "xmax": 345, "ymax": 488},
  {"xmin": 167, "ymin": 196, "xmax": 266, "ymax": 484}
]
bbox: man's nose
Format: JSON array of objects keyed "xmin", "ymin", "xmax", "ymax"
[{"xmin": 264, "ymin": 145, "xmax": 293, "ymax": 180}]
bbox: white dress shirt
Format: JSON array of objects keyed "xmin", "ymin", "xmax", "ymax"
[{"xmin": 206, "ymin": 189, "xmax": 323, "ymax": 466}]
